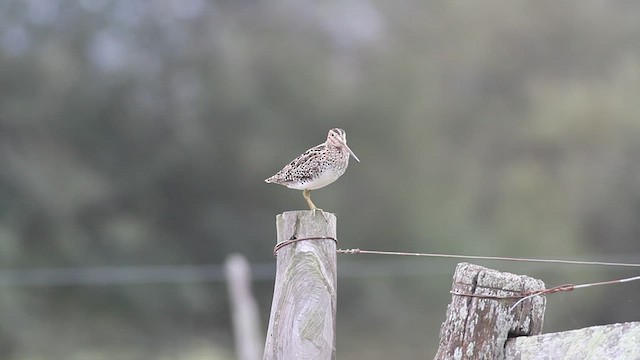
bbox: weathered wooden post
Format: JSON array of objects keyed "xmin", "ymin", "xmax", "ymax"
[
  {"xmin": 435, "ymin": 262, "xmax": 546, "ymax": 360},
  {"xmin": 263, "ymin": 211, "xmax": 337, "ymax": 360}
]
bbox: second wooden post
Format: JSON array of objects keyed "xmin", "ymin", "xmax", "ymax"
[
  {"xmin": 263, "ymin": 211, "xmax": 337, "ymax": 360},
  {"xmin": 435, "ymin": 262, "xmax": 546, "ymax": 360}
]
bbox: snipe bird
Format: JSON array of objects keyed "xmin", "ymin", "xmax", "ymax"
[{"xmin": 265, "ymin": 128, "xmax": 360, "ymax": 215}]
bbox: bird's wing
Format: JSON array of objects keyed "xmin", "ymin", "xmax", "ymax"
[{"xmin": 272, "ymin": 144, "xmax": 324, "ymax": 182}]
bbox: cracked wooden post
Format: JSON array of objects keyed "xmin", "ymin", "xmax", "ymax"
[
  {"xmin": 263, "ymin": 211, "xmax": 337, "ymax": 360},
  {"xmin": 435, "ymin": 263, "xmax": 546, "ymax": 360}
]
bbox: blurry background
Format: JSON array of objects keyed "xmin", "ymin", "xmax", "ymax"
[{"xmin": 1, "ymin": 0, "xmax": 640, "ymax": 359}]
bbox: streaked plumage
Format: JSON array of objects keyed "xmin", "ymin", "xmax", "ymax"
[{"xmin": 265, "ymin": 128, "xmax": 360, "ymax": 213}]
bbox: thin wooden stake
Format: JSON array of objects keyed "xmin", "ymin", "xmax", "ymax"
[
  {"xmin": 225, "ymin": 254, "xmax": 262, "ymax": 360},
  {"xmin": 263, "ymin": 211, "xmax": 337, "ymax": 360}
]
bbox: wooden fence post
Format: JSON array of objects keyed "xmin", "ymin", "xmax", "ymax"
[
  {"xmin": 263, "ymin": 211, "xmax": 337, "ymax": 360},
  {"xmin": 225, "ymin": 254, "xmax": 262, "ymax": 360},
  {"xmin": 435, "ymin": 262, "xmax": 546, "ymax": 360}
]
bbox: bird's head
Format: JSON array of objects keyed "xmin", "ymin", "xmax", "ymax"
[{"xmin": 327, "ymin": 128, "xmax": 360, "ymax": 162}]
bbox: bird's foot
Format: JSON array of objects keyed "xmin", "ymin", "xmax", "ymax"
[
  {"xmin": 304, "ymin": 189, "xmax": 328, "ymax": 222},
  {"xmin": 311, "ymin": 207, "xmax": 329, "ymax": 223}
]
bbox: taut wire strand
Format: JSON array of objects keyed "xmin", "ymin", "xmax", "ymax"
[
  {"xmin": 337, "ymin": 248, "xmax": 640, "ymax": 268},
  {"xmin": 338, "ymin": 248, "xmax": 640, "ymax": 307}
]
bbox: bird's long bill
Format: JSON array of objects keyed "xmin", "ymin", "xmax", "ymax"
[{"xmin": 344, "ymin": 144, "xmax": 360, "ymax": 162}]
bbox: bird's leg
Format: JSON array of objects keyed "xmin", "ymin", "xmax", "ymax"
[
  {"xmin": 303, "ymin": 189, "xmax": 319, "ymax": 213},
  {"xmin": 303, "ymin": 189, "xmax": 327, "ymax": 220}
]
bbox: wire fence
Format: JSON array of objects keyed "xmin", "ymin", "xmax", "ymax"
[{"xmin": 1, "ymin": 250, "xmax": 639, "ymax": 287}]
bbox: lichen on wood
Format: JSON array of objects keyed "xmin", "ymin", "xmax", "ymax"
[{"xmin": 504, "ymin": 321, "xmax": 640, "ymax": 359}]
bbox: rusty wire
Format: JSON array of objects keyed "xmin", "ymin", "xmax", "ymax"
[{"xmin": 273, "ymin": 236, "xmax": 338, "ymax": 256}]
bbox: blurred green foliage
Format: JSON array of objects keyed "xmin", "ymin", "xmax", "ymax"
[{"xmin": 1, "ymin": 0, "xmax": 640, "ymax": 359}]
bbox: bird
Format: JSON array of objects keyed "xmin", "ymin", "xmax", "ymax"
[{"xmin": 265, "ymin": 128, "xmax": 360, "ymax": 215}]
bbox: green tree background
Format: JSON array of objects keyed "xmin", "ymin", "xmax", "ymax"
[{"xmin": 1, "ymin": 0, "xmax": 639, "ymax": 359}]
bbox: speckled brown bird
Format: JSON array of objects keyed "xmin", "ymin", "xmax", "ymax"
[{"xmin": 265, "ymin": 128, "xmax": 360, "ymax": 214}]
